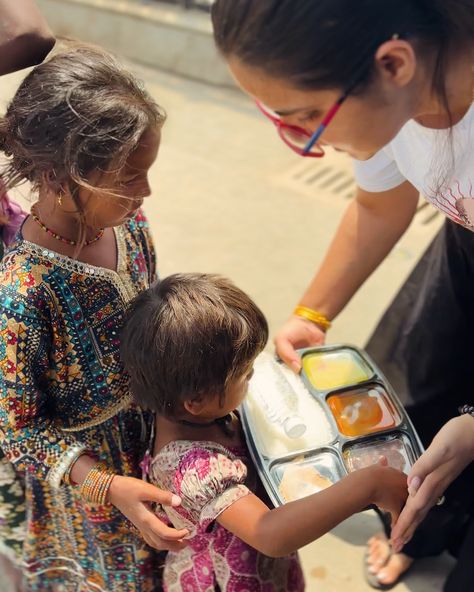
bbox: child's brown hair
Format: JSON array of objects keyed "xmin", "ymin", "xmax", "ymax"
[
  {"xmin": 120, "ymin": 273, "xmax": 269, "ymax": 417},
  {"xmin": 0, "ymin": 44, "xmax": 165, "ymax": 243}
]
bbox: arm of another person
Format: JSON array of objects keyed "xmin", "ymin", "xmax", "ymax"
[
  {"xmin": 391, "ymin": 414, "xmax": 474, "ymax": 552},
  {"xmin": 218, "ymin": 464, "xmax": 408, "ymax": 558},
  {"xmin": 276, "ymin": 181, "xmax": 420, "ymax": 370},
  {"xmin": 70, "ymin": 455, "xmax": 189, "ymax": 552},
  {"xmin": 0, "ymin": 0, "xmax": 55, "ymax": 75}
]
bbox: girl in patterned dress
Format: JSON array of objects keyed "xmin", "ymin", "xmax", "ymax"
[
  {"xmin": 0, "ymin": 45, "xmax": 187, "ymax": 591},
  {"xmin": 120, "ymin": 273, "xmax": 408, "ymax": 592}
]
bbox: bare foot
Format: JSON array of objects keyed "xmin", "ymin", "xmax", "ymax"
[{"xmin": 366, "ymin": 532, "xmax": 414, "ymax": 586}]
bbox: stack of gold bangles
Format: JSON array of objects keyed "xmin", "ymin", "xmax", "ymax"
[
  {"xmin": 79, "ymin": 461, "xmax": 116, "ymax": 505},
  {"xmin": 293, "ymin": 305, "xmax": 332, "ymax": 331}
]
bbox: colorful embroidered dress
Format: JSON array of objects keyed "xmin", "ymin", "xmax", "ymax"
[
  {"xmin": 0, "ymin": 212, "xmax": 163, "ymax": 591},
  {"xmin": 147, "ymin": 438, "xmax": 305, "ymax": 592}
]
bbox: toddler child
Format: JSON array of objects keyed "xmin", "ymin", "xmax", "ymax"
[{"xmin": 120, "ymin": 272, "xmax": 408, "ymax": 591}]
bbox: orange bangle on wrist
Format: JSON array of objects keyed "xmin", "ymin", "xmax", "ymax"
[
  {"xmin": 79, "ymin": 462, "xmax": 115, "ymax": 505},
  {"xmin": 293, "ymin": 306, "xmax": 332, "ymax": 331}
]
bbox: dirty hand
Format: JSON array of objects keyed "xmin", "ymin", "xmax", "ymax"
[
  {"xmin": 370, "ymin": 463, "xmax": 408, "ymax": 527},
  {"xmin": 108, "ymin": 475, "xmax": 189, "ymax": 551}
]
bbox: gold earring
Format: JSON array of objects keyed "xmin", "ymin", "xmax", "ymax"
[{"xmin": 57, "ymin": 194, "xmax": 63, "ymax": 207}]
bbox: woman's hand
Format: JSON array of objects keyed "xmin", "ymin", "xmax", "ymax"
[
  {"xmin": 108, "ymin": 475, "xmax": 189, "ymax": 552},
  {"xmin": 391, "ymin": 415, "xmax": 474, "ymax": 552},
  {"xmin": 274, "ymin": 315, "xmax": 326, "ymax": 372}
]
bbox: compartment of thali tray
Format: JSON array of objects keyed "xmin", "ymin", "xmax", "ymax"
[
  {"xmin": 244, "ymin": 352, "xmax": 336, "ymax": 458},
  {"xmin": 302, "ymin": 347, "xmax": 373, "ymax": 391},
  {"xmin": 270, "ymin": 450, "xmax": 345, "ymax": 503},
  {"xmin": 327, "ymin": 385, "xmax": 401, "ymax": 437},
  {"xmin": 343, "ymin": 433, "xmax": 415, "ymax": 473}
]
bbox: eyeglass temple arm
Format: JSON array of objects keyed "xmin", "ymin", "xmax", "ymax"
[
  {"xmin": 301, "ymin": 35, "xmax": 400, "ymax": 156},
  {"xmin": 302, "ymin": 94, "xmax": 348, "ymax": 155}
]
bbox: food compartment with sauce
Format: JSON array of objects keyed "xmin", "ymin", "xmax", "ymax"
[
  {"xmin": 302, "ymin": 348, "xmax": 373, "ymax": 391},
  {"xmin": 327, "ymin": 385, "xmax": 401, "ymax": 437}
]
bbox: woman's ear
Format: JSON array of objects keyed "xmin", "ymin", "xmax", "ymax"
[
  {"xmin": 374, "ymin": 38, "xmax": 417, "ymax": 88},
  {"xmin": 183, "ymin": 396, "xmax": 206, "ymax": 417}
]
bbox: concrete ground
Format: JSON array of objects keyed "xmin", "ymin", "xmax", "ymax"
[{"xmin": 1, "ymin": 58, "xmax": 454, "ymax": 591}]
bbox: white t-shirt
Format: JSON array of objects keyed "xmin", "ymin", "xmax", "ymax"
[{"xmin": 353, "ymin": 103, "xmax": 474, "ymax": 230}]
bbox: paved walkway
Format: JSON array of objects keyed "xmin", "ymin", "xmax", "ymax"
[{"xmin": 0, "ymin": 58, "xmax": 453, "ymax": 591}]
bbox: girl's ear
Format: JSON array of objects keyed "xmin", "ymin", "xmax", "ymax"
[
  {"xmin": 183, "ymin": 396, "xmax": 206, "ymax": 416},
  {"xmin": 40, "ymin": 170, "xmax": 62, "ymax": 195},
  {"xmin": 374, "ymin": 39, "xmax": 417, "ymax": 88}
]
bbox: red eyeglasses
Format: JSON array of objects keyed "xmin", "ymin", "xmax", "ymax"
[
  {"xmin": 256, "ymin": 34, "xmax": 402, "ymax": 157},
  {"xmin": 256, "ymin": 91, "xmax": 349, "ymax": 158}
]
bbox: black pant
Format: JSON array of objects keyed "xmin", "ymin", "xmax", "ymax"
[{"xmin": 366, "ymin": 220, "xmax": 474, "ymax": 591}]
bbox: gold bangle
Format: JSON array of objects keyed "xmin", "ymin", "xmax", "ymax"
[
  {"xmin": 80, "ymin": 462, "xmax": 116, "ymax": 505},
  {"xmin": 294, "ymin": 306, "xmax": 332, "ymax": 331}
]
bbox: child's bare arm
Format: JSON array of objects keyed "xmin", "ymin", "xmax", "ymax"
[{"xmin": 218, "ymin": 465, "xmax": 407, "ymax": 558}]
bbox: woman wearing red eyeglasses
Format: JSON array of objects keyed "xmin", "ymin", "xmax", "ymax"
[{"xmin": 212, "ymin": 1, "xmax": 474, "ymax": 590}]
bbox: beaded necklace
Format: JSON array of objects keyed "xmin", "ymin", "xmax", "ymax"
[{"xmin": 31, "ymin": 206, "xmax": 104, "ymax": 247}]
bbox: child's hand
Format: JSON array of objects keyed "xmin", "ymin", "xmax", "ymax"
[
  {"xmin": 274, "ymin": 315, "xmax": 326, "ymax": 372},
  {"xmin": 391, "ymin": 415, "xmax": 474, "ymax": 552},
  {"xmin": 369, "ymin": 464, "xmax": 408, "ymax": 526},
  {"xmin": 108, "ymin": 475, "xmax": 189, "ymax": 551}
]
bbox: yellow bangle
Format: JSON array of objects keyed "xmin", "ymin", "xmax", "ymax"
[
  {"xmin": 293, "ymin": 306, "xmax": 332, "ymax": 331},
  {"xmin": 80, "ymin": 462, "xmax": 115, "ymax": 505}
]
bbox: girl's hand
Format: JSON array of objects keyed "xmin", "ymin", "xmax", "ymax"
[
  {"xmin": 274, "ymin": 315, "xmax": 326, "ymax": 372},
  {"xmin": 108, "ymin": 475, "xmax": 189, "ymax": 552},
  {"xmin": 370, "ymin": 464, "xmax": 408, "ymax": 526},
  {"xmin": 391, "ymin": 415, "xmax": 474, "ymax": 552}
]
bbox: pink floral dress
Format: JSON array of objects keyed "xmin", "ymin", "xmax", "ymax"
[{"xmin": 146, "ymin": 439, "xmax": 305, "ymax": 592}]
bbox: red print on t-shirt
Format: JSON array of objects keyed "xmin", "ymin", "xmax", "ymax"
[{"xmin": 426, "ymin": 180, "xmax": 474, "ymax": 230}]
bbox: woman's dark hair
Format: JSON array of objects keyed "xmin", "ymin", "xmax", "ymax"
[
  {"xmin": 0, "ymin": 44, "xmax": 165, "ymax": 244},
  {"xmin": 212, "ymin": 0, "xmax": 474, "ymax": 104},
  {"xmin": 120, "ymin": 273, "xmax": 269, "ymax": 417}
]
